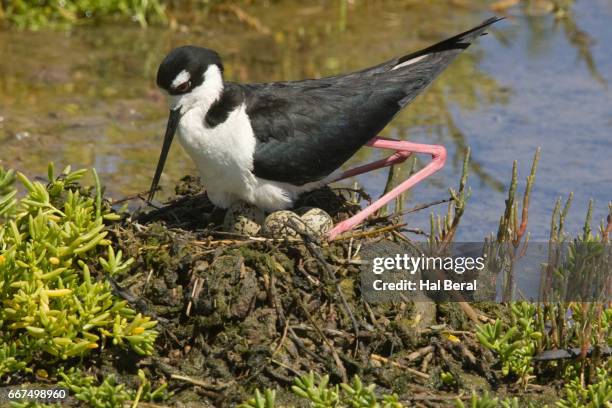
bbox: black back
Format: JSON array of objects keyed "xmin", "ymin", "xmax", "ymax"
[{"xmin": 207, "ymin": 18, "xmax": 501, "ymax": 186}]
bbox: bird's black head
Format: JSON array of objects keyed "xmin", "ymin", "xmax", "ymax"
[
  {"xmin": 156, "ymin": 46, "xmax": 224, "ymax": 95},
  {"xmin": 148, "ymin": 46, "xmax": 224, "ymax": 204}
]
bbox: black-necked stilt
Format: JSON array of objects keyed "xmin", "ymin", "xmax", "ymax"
[{"xmin": 147, "ymin": 17, "xmax": 502, "ymax": 240}]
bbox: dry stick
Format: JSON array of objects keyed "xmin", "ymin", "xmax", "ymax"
[
  {"xmin": 302, "ymin": 237, "xmax": 361, "ymax": 355},
  {"xmin": 391, "ymin": 230, "xmax": 411, "ymax": 243},
  {"xmin": 274, "ymin": 262, "xmax": 343, "ymax": 378},
  {"xmin": 142, "ymin": 269, "xmax": 154, "ymax": 296},
  {"xmin": 296, "ymin": 296, "xmax": 348, "ymax": 383},
  {"xmin": 403, "ymin": 227, "xmax": 429, "ymax": 236},
  {"xmin": 202, "ymin": 230, "xmax": 302, "ymax": 242},
  {"xmin": 420, "ymin": 352, "xmax": 433, "ymax": 372},
  {"xmin": 370, "ymin": 354, "xmax": 430, "ymax": 379},
  {"xmin": 270, "ymin": 358, "xmax": 304, "ymax": 377},
  {"xmin": 170, "ymin": 374, "xmax": 229, "ymax": 389},
  {"xmin": 296, "ymin": 259, "xmax": 322, "ymax": 286},
  {"xmin": 455, "ymin": 341, "xmax": 477, "ymax": 366},
  {"xmin": 406, "ymin": 394, "xmax": 471, "ymax": 402},
  {"xmin": 265, "ymin": 366, "xmax": 296, "ymax": 385},
  {"xmin": 363, "ymin": 300, "xmax": 383, "ymax": 330},
  {"xmin": 347, "ymin": 237, "xmax": 354, "ymax": 261},
  {"xmin": 269, "ymin": 272, "xmax": 289, "ymax": 356},
  {"xmin": 272, "ymin": 322, "xmax": 289, "ymax": 357},
  {"xmin": 333, "ymin": 222, "xmax": 406, "ymax": 241},
  {"xmin": 288, "ymin": 327, "xmax": 329, "ymax": 365},
  {"xmin": 458, "ymin": 302, "xmax": 481, "ymax": 324},
  {"xmin": 286, "ymin": 219, "xmax": 361, "ymax": 342},
  {"xmin": 185, "ymin": 276, "xmax": 203, "ymax": 317},
  {"xmin": 397, "ymin": 197, "xmax": 453, "ymax": 217},
  {"xmin": 291, "ymin": 324, "xmax": 377, "ymax": 340},
  {"xmin": 406, "ymin": 345, "xmax": 434, "ymax": 362},
  {"xmin": 111, "ymin": 191, "xmax": 149, "ymax": 205},
  {"xmin": 367, "ymin": 196, "xmax": 453, "ymax": 226},
  {"xmin": 194, "ymin": 239, "xmax": 262, "ymax": 254}
]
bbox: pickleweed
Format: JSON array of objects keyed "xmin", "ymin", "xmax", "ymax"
[{"xmin": 0, "ymin": 164, "xmax": 158, "ymax": 379}]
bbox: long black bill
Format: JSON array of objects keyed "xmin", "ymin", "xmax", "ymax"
[{"xmin": 147, "ymin": 108, "xmax": 181, "ymax": 203}]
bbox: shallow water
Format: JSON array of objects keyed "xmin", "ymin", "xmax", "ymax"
[{"xmin": 0, "ymin": 0, "xmax": 610, "ymax": 240}]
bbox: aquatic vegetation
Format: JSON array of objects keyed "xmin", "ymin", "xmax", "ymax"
[
  {"xmin": 455, "ymin": 392, "xmax": 540, "ymax": 408},
  {"xmin": 240, "ymin": 372, "xmax": 401, "ymax": 408},
  {"xmin": 0, "ymin": 164, "xmax": 158, "ymax": 379},
  {"xmin": 476, "ymin": 302, "xmax": 542, "ymax": 384},
  {"xmin": 477, "ymin": 200, "xmax": 611, "ymax": 387},
  {"xmin": 238, "ymin": 389, "xmax": 276, "ymax": 408},
  {"xmin": 556, "ymin": 364, "xmax": 612, "ymax": 408},
  {"xmin": 0, "ymin": 0, "xmax": 167, "ymax": 30},
  {"xmin": 58, "ymin": 367, "xmax": 170, "ymax": 407},
  {"xmin": 458, "ymin": 364, "xmax": 611, "ymax": 408}
]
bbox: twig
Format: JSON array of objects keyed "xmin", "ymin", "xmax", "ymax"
[
  {"xmin": 333, "ymin": 223, "xmax": 407, "ymax": 241},
  {"xmin": 392, "ymin": 197, "xmax": 453, "ymax": 218},
  {"xmin": 420, "ymin": 352, "xmax": 433, "ymax": 373},
  {"xmin": 406, "ymin": 346, "xmax": 434, "ymax": 362},
  {"xmin": 370, "ymin": 354, "xmax": 430, "ymax": 379},
  {"xmin": 296, "ymin": 296, "xmax": 348, "ymax": 383},
  {"xmin": 185, "ymin": 276, "xmax": 203, "ymax": 317},
  {"xmin": 288, "ymin": 327, "xmax": 328, "ymax": 366},
  {"xmin": 363, "ymin": 300, "xmax": 383, "ymax": 330},
  {"xmin": 170, "ymin": 374, "xmax": 229, "ymax": 390},
  {"xmin": 272, "ymin": 321, "xmax": 289, "ymax": 357},
  {"xmin": 270, "ymin": 272, "xmax": 289, "ymax": 355},
  {"xmin": 404, "ymin": 393, "xmax": 470, "ymax": 402},
  {"xmin": 458, "ymin": 302, "xmax": 482, "ymax": 324},
  {"xmin": 270, "ymin": 359, "xmax": 304, "ymax": 377},
  {"xmin": 111, "ymin": 191, "xmax": 148, "ymax": 205},
  {"xmin": 301, "ymin": 235, "xmax": 361, "ymax": 354},
  {"xmin": 195, "ymin": 231, "xmax": 304, "ymax": 244},
  {"xmin": 291, "ymin": 324, "xmax": 378, "ymax": 340},
  {"xmin": 403, "ymin": 227, "xmax": 429, "ymax": 237}
]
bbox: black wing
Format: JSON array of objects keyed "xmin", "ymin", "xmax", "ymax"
[{"xmin": 243, "ymin": 17, "xmax": 501, "ymax": 186}]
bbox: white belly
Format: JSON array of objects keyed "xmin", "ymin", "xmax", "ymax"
[{"xmin": 176, "ymin": 103, "xmax": 321, "ymax": 211}]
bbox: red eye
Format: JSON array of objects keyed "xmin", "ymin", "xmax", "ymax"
[{"xmin": 176, "ymin": 81, "xmax": 191, "ymax": 92}]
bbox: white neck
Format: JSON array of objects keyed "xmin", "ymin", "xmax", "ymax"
[{"xmin": 167, "ymin": 64, "xmax": 224, "ymax": 116}]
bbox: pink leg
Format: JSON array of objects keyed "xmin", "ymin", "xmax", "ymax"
[
  {"xmin": 327, "ymin": 137, "xmax": 447, "ymax": 240},
  {"xmin": 330, "ymin": 138, "xmax": 413, "ymax": 182}
]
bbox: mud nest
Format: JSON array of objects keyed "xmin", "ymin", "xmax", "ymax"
[{"xmin": 99, "ymin": 176, "xmax": 510, "ymax": 406}]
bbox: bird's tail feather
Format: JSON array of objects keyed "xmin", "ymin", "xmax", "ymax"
[
  {"xmin": 395, "ymin": 16, "xmax": 503, "ymax": 67},
  {"xmin": 387, "ymin": 17, "xmax": 503, "ymax": 108}
]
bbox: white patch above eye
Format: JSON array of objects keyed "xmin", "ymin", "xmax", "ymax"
[
  {"xmin": 171, "ymin": 70, "xmax": 191, "ymax": 88},
  {"xmin": 392, "ymin": 54, "xmax": 428, "ymax": 70}
]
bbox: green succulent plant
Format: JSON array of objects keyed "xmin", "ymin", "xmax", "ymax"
[
  {"xmin": 0, "ymin": 164, "xmax": 157, "ymax": 379},
  {"xmin": 242, "ymin": 372, "xmax": 402, "ymax": 408},
  {"xmin": 476, "ymin": 302, "xmax": 542, "ymax": 384}
]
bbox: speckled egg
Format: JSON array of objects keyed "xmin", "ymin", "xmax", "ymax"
[
  {"xmin": 299, "ymin": 207, "xmax": 334, "ymax": 237},
  {"xmin": 261, "ymin": 210, "xmax": 304, "ymax": 239},
  {"xmin": 222, "ymin": 201, "xmax": 265, "ymax": 236}
]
